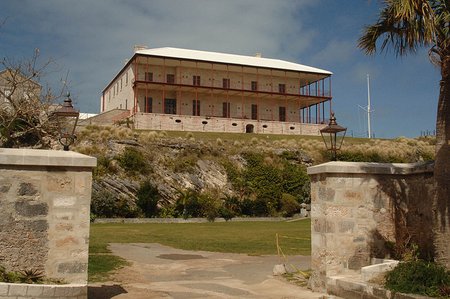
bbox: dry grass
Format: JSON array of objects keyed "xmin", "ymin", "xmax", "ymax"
[{"xmin": 75, "ymin": 125, "xmax": 436, "ymax": 164}]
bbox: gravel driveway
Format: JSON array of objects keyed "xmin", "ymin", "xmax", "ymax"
[{"xmin": 88, "ymin": 243, "xmax": 326, "ymax": 299}]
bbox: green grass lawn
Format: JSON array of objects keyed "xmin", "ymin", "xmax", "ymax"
[{"xmin": 89, "ymin": 219, "xmax": 311, "ymax": 282}]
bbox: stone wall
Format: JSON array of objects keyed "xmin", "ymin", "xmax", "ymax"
[
  {"xmin": 134, "ymin": 112, "xmax": 325, "ymax": 135},
  {"xmin": 0, "ymin": 148, "xmax": 96, "ymax": 286},
  {"xmin": 307, "ymin": 161, "xmax": 435, "ymax": 292}
]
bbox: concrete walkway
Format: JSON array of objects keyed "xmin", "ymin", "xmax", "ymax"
[{"xmin": 89, "ymin": 243, "xmax": 327, "ymax": 299}]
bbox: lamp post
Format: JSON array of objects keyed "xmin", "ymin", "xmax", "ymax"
[
  {"xmin": 320, "ymin": 112, "xmax": 347, "ymax": 161},
  {"xmin": 54, "ymin": 93, "xmax": 80, "ymax": 151}
]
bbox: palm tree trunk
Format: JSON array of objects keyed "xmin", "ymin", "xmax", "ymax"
[{"xmin": 433, "ymin": 55, "xmax": 450, "ymax": 268}]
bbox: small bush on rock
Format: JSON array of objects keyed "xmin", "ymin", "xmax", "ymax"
[{"xmin": 117, "ymin": 147, "xmax": 149, "ymax": 175}]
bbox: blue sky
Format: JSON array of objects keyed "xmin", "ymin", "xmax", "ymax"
[{"xmin": 0, "ymin": 0, "xmax": 441, "ymax": 138}]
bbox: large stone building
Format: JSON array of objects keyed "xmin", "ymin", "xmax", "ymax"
[
  {"xmin": 0, "ymin": 69, "xmax": 41, "ymax": 109},
  {"xmin": 101, "ymin": 46, "xmax": 333, "ymax": 135}
]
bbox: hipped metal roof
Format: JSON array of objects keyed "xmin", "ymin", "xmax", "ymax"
[{"xmin": 135, "ymin": 47, "xmax": 332, "ymax": 75}]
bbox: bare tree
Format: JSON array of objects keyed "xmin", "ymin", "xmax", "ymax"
[{"xmin": 0, "ymin": 49, "xmax": 67, "ymax": 148}]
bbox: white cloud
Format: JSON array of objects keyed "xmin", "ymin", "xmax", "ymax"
[
  {"xmin": 2, "ymin": 0, "xmax": 321, "ymax": 112},
  {"xmin": 311, "ymin": 39, "xmax": 356, "ymax": 67}
]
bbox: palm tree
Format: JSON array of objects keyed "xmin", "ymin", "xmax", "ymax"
[{"xmin": 358, "ymin": 0, "xmax": 449, "ymax": 267}]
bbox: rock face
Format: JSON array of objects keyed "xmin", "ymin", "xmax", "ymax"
[
  {"xmin": 90, "ymin": 138, "xmax": 237, "ymax": 206},
  {"xmin": 81, "ymin": 134, "xmax": 314, "ymax": 208}
]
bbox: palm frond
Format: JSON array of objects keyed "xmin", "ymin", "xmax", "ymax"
[{"xmin": 358, "ymin": 0, "xmax": 440, "ymax": 57}]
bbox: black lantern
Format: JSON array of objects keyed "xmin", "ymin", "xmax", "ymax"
[
  {"xmin": 54, "ymin": 93, "xmax": 80, "ymax": 151},
  {"xmin": 320, "ymin": 112, "xmax": 347, "ymax": 161}
]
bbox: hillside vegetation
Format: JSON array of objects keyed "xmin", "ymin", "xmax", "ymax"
[{"xmin": 74, "ymin": 125, "xmax": 435, "ymax": 219}]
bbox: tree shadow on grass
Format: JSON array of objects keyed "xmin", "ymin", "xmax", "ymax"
[{"xmin": 88, "ymin": 284, "xmax": 127, "ymax": 299}]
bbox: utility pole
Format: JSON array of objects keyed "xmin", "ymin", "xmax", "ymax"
[
  {"xmin": 367, "ymin": 74, "xmax": 372, "ymax": 139},
  {"xmin": 359, "ymin": 74, "xmax": 373, "ymax": 138}
]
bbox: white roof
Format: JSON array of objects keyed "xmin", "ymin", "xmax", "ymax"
[{"xmin": 135, "ymin": 47, "xmax": 332, "ymax": 75}]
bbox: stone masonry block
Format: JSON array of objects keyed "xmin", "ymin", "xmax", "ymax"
[
  {"xmin": 0, "ymin": 183, "xmax": 11, "ymax": 194},
  {"xmin": 339, "ymin": 220, "xmax": 355, "ymax": 233},
  {"xmin": 53, "ymin": 196, "xmax": 77, "ymax": 207},
  {"xmin": 17, "ymin": 182, "xmax": 38, "ymax": 196},
  {"xmin": 325, "ymin": 206, "xmax": 353, "ymax": 218},
  {"xmin": 56, "ymin": 236, "xmax": 80, "ymax": 247},
  {"xmin": 8, "ymin": 283, "xmax": 27, "ymax": 296},
  {"xmin": 74, "ymin": 174, "xmax": 89, "ymax": 195},
  {"xmin": 318, "ymin": 186, "xmax": 335, "ymax": 202},
  {"xmin": 47, "ymin": 175, "xmax": 73, "ymax": 192},
  {"xmin": 313, "ymin": 218, "xmax": 336, "ymax": 234},
  {"xmin": 15, "ymin": 200, "xmax": 48, "ymax": 217},
  {"xmin": 54, "ymin": 286, "xmax": 71, "ymax": 297},
  {"xmin": 0, "ymin": 284, "xmax": 8, "ymax": 296},
  {"xmin": 56, "ymin": 223, "xmax": 74, "ymax": 231},
  {"xmin": 26, "ymin": 285, "xmax": 44, "ymax": 297},
  {"xmin": 58, "ymin": 262, "xmax": 87, "ymax": 274},
  {"xmin": 343, "ymin": 190, "xmax": 363, "ymax": 201},
  {"xmin": 41, "ymin": 285, "xmax": 56, "ymax": 297},
  {"xmin": 53, "ymin": 211, "xmax": 75, "ymax": 220},
  {"xmin": 69, "ymin": 286, "xmax": 87, "ymax": 296}
]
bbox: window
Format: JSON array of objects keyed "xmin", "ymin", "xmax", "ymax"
[
  {"xmin": 278, "ymin": 84, "xmax": 286, "ymax": 94},
  {"xmin": 192, "ymin": 99, "xmax": 200, "ymax": 116},
  {"xmin": 164, "ymin": 98, "xmax": 177, "ymax": 114},
  {"xmin": 120, "ymin": 78, "xmax": 123, "ymax": 91},
  {"xmin": 251, "ymin": 104, "xmax": 258, "ymax": 120},
  {"xmin": 125, "ymin": 72, "xmax": 128, "ymax": 85},
  {"xmin": 167, "ymin": 74, "xmax": 175, "ymax": 84},
  {"xmin": 145, "ymin": 97, "xmax": 152, "ymax": 113},
  {"xmin": 279, "ymin": 106, "xmax": 286, "ymax": 122},
  {"xmin": 223, "ymin": 78, "xmax": 230, "ymax": 89},
  {"xmin": 223, "ymin": 102, "xmax": 231, "ymax": 118},
  {"xmin": 251, "ymin": 81, "xmax": 258, "ymax": 91},
  {"xmin": 145, "ymin": 72, "xmax": 153, "ymax": 82},
  {"xmin": 193, "ymin": 75, "xmax": 201, "ymax": 86}
]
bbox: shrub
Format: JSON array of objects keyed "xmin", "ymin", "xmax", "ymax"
[
  {"xmin": 385, "ymin": 260, "xmax": 450, "ymax": 297},
  {"xmin": 240, "ymin": 198, "xmax": 254, "ymax": 216},
  {"xmin": 175, "ymin": 188, "xmax": 202, "ymax": 219},
  {"xmin": 91, "ymin": 189, "xmax": 140, "ymax": 218},
  {"xmin": 252, "ymin": 197, "xmax": 272, "ymax": 217},
  {"xmin": 136, "ymin": 181, "xmax": 160, "ymax": 217},
  {"xmin": 91, "ymin": 189, "xmax": 117, "ymax": 218},
  {"xmin": 172, "ymin": 153, "xmax": 198, "ymax": 173},
  {"xmin": 280, "ymin": 193, "xmax": 300, "ymax": 217},
  {"xmin": 159, "ymin": 205, "xmax": 176, "ymax": 218},
  {"xmin": 93, "ymin": 155, "xmax": 117, "ymax": 178},
  {"xmin": 199, "ymin": 193, "xmax": 220, "ymax": 222},
  {"xmin": 222, "ymin": 194, "xmax": 241, "ymax": 216},
  {"xmin": 281, "ymin": 163, "xmax": 310, "ymax": 203},
  {"xmin": 219, "ymin": 206, "xmax": 235, "ymax": 221},
  {"xmin": 117, "ymin": 147, "xmax": 149, "ymax": 175}
]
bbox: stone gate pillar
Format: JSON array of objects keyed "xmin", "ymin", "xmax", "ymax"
[
  {"xmin": 0, "ymin": 148, "xmax": 96, "ymax": 297},
  {"xmin": 307, "ymin": 161, "xmax": 434, "ymax": 293}
]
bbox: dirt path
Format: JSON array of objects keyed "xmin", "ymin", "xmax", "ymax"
[{"xmin": 88, "ymin": 243, "xmax": 326, "ymax": 299}]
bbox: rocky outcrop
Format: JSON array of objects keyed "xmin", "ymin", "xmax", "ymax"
[{"xmin": 82, "ymin": 135, "xmax": 313, "ymax": 206}]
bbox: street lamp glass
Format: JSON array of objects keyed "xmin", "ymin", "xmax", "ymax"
[
  {"xmin": 320, "ymin": 112, "xmax": 346, "ymax": 160},
  {"xmin": 54, "ymin": 94, "xmax": 79, "ymax": 151}
]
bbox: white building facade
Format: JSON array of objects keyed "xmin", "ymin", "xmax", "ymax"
[{"xmin": 102, "ymin": 47, "xmax": 333, "ymax": 135}]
